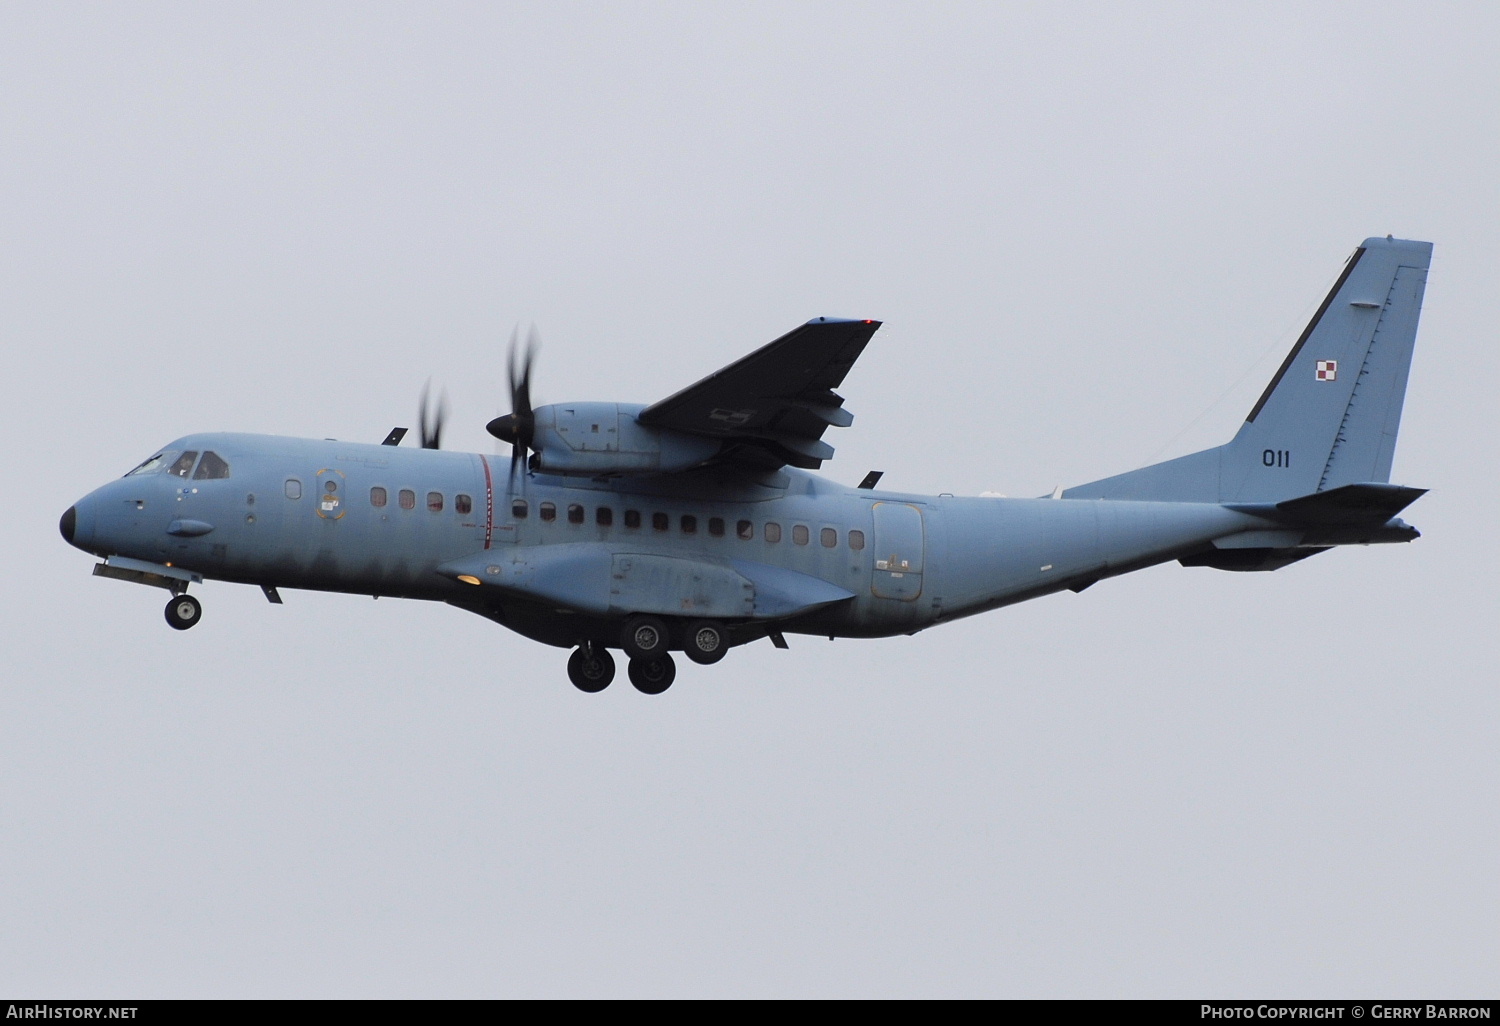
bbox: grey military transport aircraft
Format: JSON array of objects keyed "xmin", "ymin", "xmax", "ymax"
[{"xmin": 61, "ymin": 236, "xmax": 1432, "ymax": 694}]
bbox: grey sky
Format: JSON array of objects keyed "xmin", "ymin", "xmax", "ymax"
[{"xmin": 2, "ymin": 2, "xmax": 1496, "ymax": 997}]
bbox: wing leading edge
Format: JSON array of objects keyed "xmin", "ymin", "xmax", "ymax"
[{"xmin": 637, "ymin": 317, "xmax": 882, "ymax": 470}]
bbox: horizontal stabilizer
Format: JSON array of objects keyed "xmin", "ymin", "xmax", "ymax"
[{"xmin": 1229, "ymin": 482, "xmax": 1427, "ymax": 525}]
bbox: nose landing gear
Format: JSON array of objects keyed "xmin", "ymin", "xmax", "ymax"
[{"xmin": 164, "ymin": 593, "xmax": 202, "ymax": 630}]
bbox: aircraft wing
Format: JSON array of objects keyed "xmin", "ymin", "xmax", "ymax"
[{"xmin": 637, "ymin": 317, "xmax": 882, "ymax": 470}]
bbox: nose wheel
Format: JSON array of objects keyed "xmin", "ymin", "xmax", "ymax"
[{"xmin": 164, "ymin": 594, "xmax": 202, "ymax": 631}]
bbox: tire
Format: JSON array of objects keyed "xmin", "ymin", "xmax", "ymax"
[
  {"xmin": 567, "ymin": 646, "xmax": 616, "ymax": 693},
  {"xmin": 683, "ymin": 620, "xmax": 728, "ymax": 665},
  {"xmin": 621, "ymin": 615, "xmax": 669, "ymax": 660},
  {"xmin": 165, "ymin": 594, "xmax": 202, "ymax": 631},
  {"xmin": 627, "ymin": 654, "xmax": 676, "ymax": 695}
]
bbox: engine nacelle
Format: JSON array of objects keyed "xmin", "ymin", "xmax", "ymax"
[{"xmin": 528, "ymin": 403, "xmax": 721, "ymax": 477}]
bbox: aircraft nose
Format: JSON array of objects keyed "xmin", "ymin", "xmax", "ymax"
[{"xmin": 61, "ymin": 496, "xmax": 99, "ymax": 553}]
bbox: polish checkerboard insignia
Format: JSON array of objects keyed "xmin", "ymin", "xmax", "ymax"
[{"xmin": 1315, "ymin": 360, "xmax": 1338, "ymax": 381}]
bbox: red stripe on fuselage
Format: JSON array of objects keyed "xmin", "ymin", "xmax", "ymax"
[{"xmin": 480, "ymin": 454, "xmax": 494, "ymax": 549}]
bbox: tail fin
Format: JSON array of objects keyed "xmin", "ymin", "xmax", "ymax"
[{"xmin": 1066, "ymin": 236, "xmax": 1432, "ymax": 503}]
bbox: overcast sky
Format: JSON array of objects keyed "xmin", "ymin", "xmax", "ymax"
[{"xmin": 2, "ymin": 2, "xmax": 1496, "ymax": 998}]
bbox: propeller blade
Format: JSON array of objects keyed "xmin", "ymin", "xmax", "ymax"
[
  {"xmin": 419, "ymin": 380, "xmax": 448, "ymax": 450},
  {"xmin": 487, "ymin": 325, "xmax": 541, "ymax": 494}
]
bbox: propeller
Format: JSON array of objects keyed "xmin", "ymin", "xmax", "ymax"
[
  {"xmin": 485, "ymin": 325, "xmax": 540, "ymax": 490},
  {"xmin": 418, "ymin": 380, "xmax": 449, "ymax": 450}
]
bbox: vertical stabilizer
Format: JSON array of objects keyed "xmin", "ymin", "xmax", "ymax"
[{"xmin": 1066, "ymin": 237, "xmax": 1431, "ymax": 503}]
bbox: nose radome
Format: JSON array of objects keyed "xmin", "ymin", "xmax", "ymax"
[{"xmin": 61, "ymin": 497, "xmax": 99, "ymax": 553}]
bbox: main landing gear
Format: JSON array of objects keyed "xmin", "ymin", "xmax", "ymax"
[
  {"xmin": 566, "ymin": 644, "xmax": 677, "ymax": 695},
  {"xmin": 682, "ymin": 620, "xmax": 727, "ymax": 665},
  {"xmin": 566, "ymin": 645, "xmax": 616, "ymax": 693},
  {"xmin": 627, "ymin": 654, "xmax": 675, "ymax": 695},
  {"xmin": 164, "ymin": 593, "xmax": 202, "ymax": 631},
  {"xmin": 567, "ymin": 616, "xmax": 732, "ymax": 695}
]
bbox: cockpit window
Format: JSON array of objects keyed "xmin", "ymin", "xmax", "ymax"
[
  {"xmin": 193, "ymin": 451, "xmax": 231, "ymax": 480},
  {"xmin": 125, "ymin": 451, "xmax": 177, "ymax": 476},
  {"xmin": 166, "ymin": 451, "xmax": 199, "ymax": 478}
]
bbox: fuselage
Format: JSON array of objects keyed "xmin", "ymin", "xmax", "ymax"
[{"xmin": 64, "ymin": 432, "xmax": 1262, "ymax": 649}]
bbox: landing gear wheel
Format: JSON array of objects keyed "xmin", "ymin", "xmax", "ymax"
[
  {"xmin": 621, "ymin": 615, "xmax": 669, "ymax": 660},
  {"xmin": 628, "ymin": 653, "xmax": 676, "ymax": 695},
  {"xmin": 567, "ymin": 645, "xmax": 616, "ymax": 693},
  {"xmin": 165, "ymin": 594, "xmax": 202, "ymax": 631},
  {"xmin": 683, "ymin": 620, "xmax": 728, "ymax": 665}
]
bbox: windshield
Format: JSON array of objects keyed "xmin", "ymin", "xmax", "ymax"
[{"xmin": 124, "ymin": 451, "xmax": 179, "ymax": 477}]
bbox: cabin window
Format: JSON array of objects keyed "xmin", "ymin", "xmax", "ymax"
[
  {"xmin": 596, "ymin": 507, "xmax": 613, "ymax": 526},
  {"xmin": 652, "ymin": 512, "xmax": 669, "ymax": 531},
  {"xmin": 793, "ymin": 525, "xmax": 810, "ymax": 546},
  {"xmin": 285, "ymin": 478, "xmax": 302, "ymax": 500},
  {"xmin": 455, "ymin": 494, "xmax": 473, "ymax": 515},
  {"xmin": 821, "ymin": 527, "xmax": 837, "ymax": 548},
  {"xmin": 512, "ymin": 499, "xmax": 528, "ymax": 519},
  {"xmin": 540, "ymin": 502, "xmax": 556, "ymax": 522},
  {"xmin": 765, "ymin": 522, "xmax": 781, "ymax": 543},
  {"xmin": 193, "ymin": 451, "xmax": 231, "ymax": 480},
  {"xmin": 848, "ymin": 529, "xmax": 865, "ymax": 551},
  {"xmin": 167, "ymin": 452, "xmax": 199, "ymax": 478},
  {"xmin": 737, "ymin": 519, "xmax": 754, "ymax": 540},
  {"xmin": 708, "ymin": 517, "xmax": 725, "ymax": 537},
  {"xmin": 680, "ymin": 514, "xmax": 697, "ymax": 535},
  {"xmin": 370, "ymin": 486, "xmax": 388, "ymax": 508},
  {"xmin": 624, "ymin": 509, "xmax": 641, "ymax": 529},
  {"xmin": 568, "ymin": 504, "xmax": 584, "ymax": 524},
  {"xmin": 427, "ymin": 492, "xmax": 444, "ymax": 512},
  {"xmin": 399, "ymin": 489, "xmax": 416, "ymax": 510}
]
